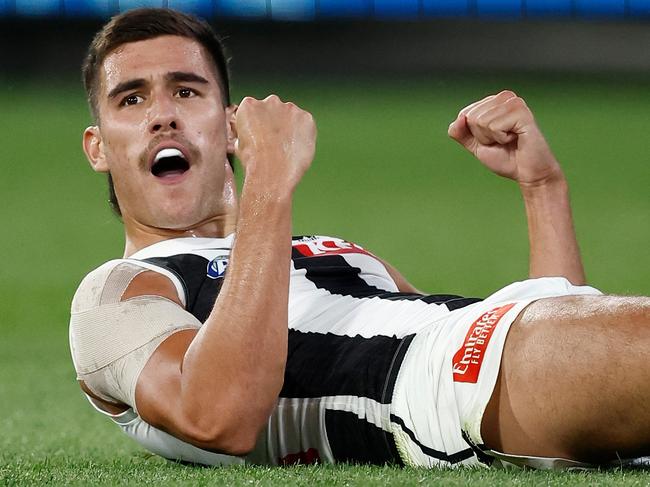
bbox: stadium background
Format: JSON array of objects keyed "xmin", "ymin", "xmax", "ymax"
[{"xmin": 1, "ymin": 1, "xmax": 649, "ymax": 484}]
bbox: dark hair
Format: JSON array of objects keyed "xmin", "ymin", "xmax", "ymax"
[{"xmin": 82, "ymin": 8, "xmax": 232, "ymax": 216}]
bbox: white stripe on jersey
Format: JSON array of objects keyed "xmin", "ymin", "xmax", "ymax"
[
  {"xmin": 128, "ymin": 235, "xmax": 467, "ymax": 340},
  {"xmin": 289, "ymin": 254, "xmax": 469, "ymax": 339},
  {"xmin": 252, "ymin": 395, "xmax": 393, "ymax": 464},
  {"xmin": 288, "ymin": 283, "xmax": 453, "ymax": 338}
]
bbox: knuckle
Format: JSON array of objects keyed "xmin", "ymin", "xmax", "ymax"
[
  {"xmin": 475, "ymin": 111, "xmax": 490, "ymax": 128},
  {"xmin": 507, "ymin": 96, "xmax": 527, "ymax": 109},
  {"xmin": 485, "ymin": 119, "xmax": 498, "ymax": 133},
  {"xmin": 498, "ymin": 89, "xmax": 517, "ymax": 99}
]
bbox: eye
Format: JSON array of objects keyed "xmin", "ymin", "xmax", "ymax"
[
  {"xmin": 176, "ymin": 87, "xmax": 197, "ymax": 99},
  {"xmin": 120, "ymin": 94, "xmax": 143, "ymax": 107}
]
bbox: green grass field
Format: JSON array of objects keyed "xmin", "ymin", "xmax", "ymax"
[{"xmin": 1, "ymin": 74, "xmax": 648, "ymax": 485}]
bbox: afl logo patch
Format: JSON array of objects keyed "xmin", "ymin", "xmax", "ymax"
[{"xmin": 207, "ymin": 256, "xmax": 229, "ymax": 279}]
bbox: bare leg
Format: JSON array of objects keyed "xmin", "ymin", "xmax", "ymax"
[{"xmin": 481, "ymin": 295, "xmax": 650, "ymax": 463}]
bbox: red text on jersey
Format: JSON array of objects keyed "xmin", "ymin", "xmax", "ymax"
[
  {"xmin": 293, "ymin": 238, "xmax": 372, "ymax": 258},
  {"xmin": 452, "ymin": 303, "xmax": 515, "ymax": 383}
]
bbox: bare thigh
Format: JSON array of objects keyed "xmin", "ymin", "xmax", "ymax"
[{"xmin": 481, "ymin": 294, "xmax": 650, "ymax": 463}]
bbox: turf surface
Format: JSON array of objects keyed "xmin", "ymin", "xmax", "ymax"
[{"xmin": 1, "ymin": 74, "xmax": 648, "ymax": 484}]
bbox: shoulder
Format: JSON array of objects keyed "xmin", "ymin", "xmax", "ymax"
[
  {"xmin": 71, "ymin": 258, "xmax": 186, "ymax": 313},
  {"xmin": 71, "ymin": 259, "xmax": 135, "ymax": 312},
  {"xmin": 69, "ymin": 259, "xmax": 201, "ymax": 407}
]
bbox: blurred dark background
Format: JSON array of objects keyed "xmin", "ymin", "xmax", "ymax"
[{"xmin": 2, "ymin": 1, "xmax": 650, "ymax": 79}]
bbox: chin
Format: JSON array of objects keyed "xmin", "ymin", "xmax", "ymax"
[
  {"xmin": 157, "ymin": 215, "xmax": 201, "ymax": 232},
  {"xmin": 146, "ymin": 204, "xmax": 194, "ymax": 228},
  {"xmin": 138, "ymin": 193, "xmax": 218, "ymax": 231}
]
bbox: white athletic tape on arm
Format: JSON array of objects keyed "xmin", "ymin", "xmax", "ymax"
[
  {"xmin": 70, "ymin": 296, "xmax": 201, "ymax": 373},
  {"xmin": 69, "ymin": 259, "xmax": 201, "ymax": 411},
  {"xmin": 124, "ymin": 258, "xmax": 187, "ymax": 308},
  {"xmin": 76, "ymin": 329, "xmax": 192, "ymax": 412}
]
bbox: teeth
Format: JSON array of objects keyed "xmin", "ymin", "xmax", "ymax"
[{"xmin": 154, "ymin": 148, "xmax": 184, "ymax": 162}]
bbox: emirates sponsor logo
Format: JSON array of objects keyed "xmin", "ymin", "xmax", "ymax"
[
  {"xmin": 452, "ymin": 303, "xmax": 515, "ymax": 383},
  {"xmin": 293, "ymin": 237, "xmax": 370, "ymax": 257}
]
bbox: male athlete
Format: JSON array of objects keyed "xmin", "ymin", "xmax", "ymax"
[{"xmin": 69, "ymin": 8, "xmax": 650, "ymax": 469}]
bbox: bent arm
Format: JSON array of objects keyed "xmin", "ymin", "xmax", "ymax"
[
  {"xmin": 135, "ymin": 192, "xmax": 293, "ymax": 455},
  {"xmin": 448, "ymin": 90, "xmax": 586, "ymax": 285},
  {"xmin": 134, "ymin": 96, "xmax": 316, "ymax": 456},
  {"xmin": 179, "ymin": 186, "xmax": 293, "ymax": 450}
]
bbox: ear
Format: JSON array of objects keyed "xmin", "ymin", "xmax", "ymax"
[
  {"xmin": 225, "ymin": 104, "xmax": 238, "ymax": 154},
  {"xmin": 82, "ymin": 126, "xmax": 109, "ymax": 173}
]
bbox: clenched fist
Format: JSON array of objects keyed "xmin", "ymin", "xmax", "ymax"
[
  {"xmin": 448, "ymin": 91, "xmax": 563, "ymax": 186},
  {"xmin": 234, "ymin": 95, "xmax": 316, "ymax": 194}
]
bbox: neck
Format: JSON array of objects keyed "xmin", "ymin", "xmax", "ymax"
[{"xmin": 122, "ymin": 213, "xmax": 237, "ymax": 257}]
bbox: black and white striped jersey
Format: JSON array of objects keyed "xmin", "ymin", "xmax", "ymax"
[{"xmin": 128, "ymin": 234, "xmax": 482, "ymax": 465}]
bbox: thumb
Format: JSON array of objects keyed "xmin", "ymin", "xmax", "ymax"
[{"xmin": 448, "ymin": 114, "xmax": 475, "ymax": 150}]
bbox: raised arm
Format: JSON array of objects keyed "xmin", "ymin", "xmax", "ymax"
[
  {"xmin": 130, "ymin": 95, "xmax": 316, "ymax": 455},
  {"xmin": 448, "ymin": 90, "xmax": 586, "ymax": 285}
]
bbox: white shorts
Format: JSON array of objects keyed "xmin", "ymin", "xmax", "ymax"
[{"xmin": 389, "ymin": 277, "xmax": 602, "ymax": 468}]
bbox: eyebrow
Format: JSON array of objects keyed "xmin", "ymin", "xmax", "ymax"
[
  {"xmin": 165, "ymin": 71, "xmax": 210, "ymax": 85},
  {"xmin": 107, "ymin": 78, "xmax": 146, "ymax": 99},
  {"xmin": 106, "ymin": 72, "xmax": 209, "ymax": 100}
]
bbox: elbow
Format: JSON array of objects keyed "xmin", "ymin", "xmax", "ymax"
[
  {"xmin": 181, "ymin": 411, "xmax": 265, "ymax": 457},
  {"xmin": 205, "ymin": 432, "xmax": 259, "ymax": 457},
  {"xmin": 217, "ymin": 421, "xmax": 262, "ymax": 457},
  {"xmin": 224, "ymin": 438, "xmax": 258, "ymax": 457},
  {"xmin": 177, "ymin": 372, "xmax": 284, "ymax": 456}
]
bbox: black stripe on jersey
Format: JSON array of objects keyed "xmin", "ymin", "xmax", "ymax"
[
  {"xmin": 390, "ymin": 414, "xmax": 475, "ymax": 464},
  {"xmin": 291, "ymin": 252, "xmax": 379, "ymax": 298},
  {"xmin": 461, "ymin": 431, "xmax": 494, "ymax": 466},
  {"xmin": 143, "ymin": 255, "xmax": 223, "ymax": 323},
  {"xmin": 417, "ymin": 295, "xmax": 483, "ymax": 310},
  {"xmin": 282, "ymin": 330, "xmax": 415, "ymax": 404},
  {"xmin": 381, "ymin": 293, "xmax": 482, "ymax": 310},
  {"xmin": 291, "ymin": 253, "xmax": 481, "ymax": 310},
  {"xmin": 382, "ymin": 333, "xmax": 413, "ymax": 403},
  {"xmin": 325, "ymin": 410, "xmax": 404, "ymax": 465}
]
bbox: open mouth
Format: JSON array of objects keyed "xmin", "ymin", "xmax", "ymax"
[{"xmin": 151, "ymin": 148, "xmax": 190, "ymax": 178}]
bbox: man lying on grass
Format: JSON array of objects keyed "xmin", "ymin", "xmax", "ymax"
[{"xmin": 69, "ymin": 7, "xmax": 650, "ymax": 469}]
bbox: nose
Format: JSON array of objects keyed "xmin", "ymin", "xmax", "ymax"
[
  {"xmin": 147, "ymin": 95, "xmax": 181, "ymax": 134},
  {"xmin": 151, "ymin": 119, "xmax": 177, "ymax": 132}
]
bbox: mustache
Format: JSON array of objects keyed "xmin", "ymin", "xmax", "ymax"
[{"xmin": 138, "ymin": 134, "xmax": 200, "ymax": 171}]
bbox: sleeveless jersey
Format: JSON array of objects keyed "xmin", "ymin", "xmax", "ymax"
[{"xmin": 120, "ymin": 234, "xmax": 481, "ymax": 465}]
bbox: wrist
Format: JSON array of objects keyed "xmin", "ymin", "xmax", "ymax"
[
  {"xmin": 519, "ymin": 175, "xmax": 570, "ymax": 214},
  {"xmin": 241, "ymin": 178, "xmax": 294, "ymax": 205},
  {"xmin": 240, "ymin": 159, "xmax": 303, "ymax": 200},
  {"xmin": 518, "ymin": 170, "xmax": 567, "ymax": 195}
]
